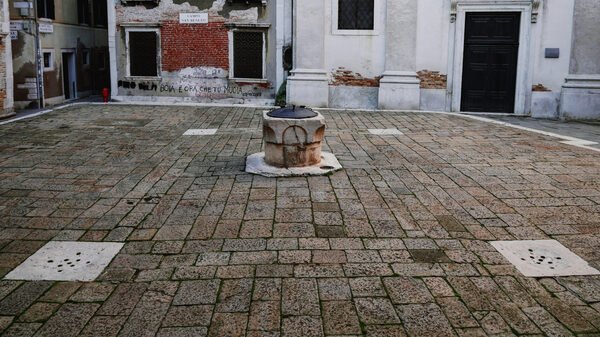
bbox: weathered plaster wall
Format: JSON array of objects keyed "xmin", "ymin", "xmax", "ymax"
[
  {"xmin": 11, "ymin": 28, "xmax": 37, "ymax": 108},
  {"xmin": 569, "ymin": 0, "xmax": 600, "ymax": 74},
  {"xmin": 531, "ymin": 0, "xmax": 574, "ymax": 92},
  {"xmin": 322, "ymin": 0, "xmax": 386, "ymax": 79},
  {"xmin": 116, "ymin": 0, "xmax": 277, "ymax": 103},
  {"xmin": 40, "ymin": 24, "xmax": 110, "ymax": 101},
  {"xmin": 0, "ymin": 0, "xmax": 12, "ymax": 116}
]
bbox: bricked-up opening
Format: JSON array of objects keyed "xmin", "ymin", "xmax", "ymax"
[
  {"xmin": 233, "ymin": 31, "xmax": 264, "ymax": 79},
  {"xmin": 128, "ymin": 31, "xmax": 158, "ymax": 77},
  {"xmin": 338, "ymin": 0, "xmax": 374, "ymax": 30},
  {"xmin": 37, "ymin": 0, "xmax": 55, "ymax": 19}
]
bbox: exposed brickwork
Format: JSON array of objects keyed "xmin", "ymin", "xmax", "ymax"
[
  {"xmin": 417, "ymin": 70, "xmax": 447, "ymax": 89},
  {"xmin": 331, "ymin": 68, "xmax": 380, "ymax": 87},
  {"xmin": 161, "ymin": 19, "xmax": 229, "ymax": 72},
  {"xmin": 532, "ymin": 83, "xmax": 551, "ymax": 92}
]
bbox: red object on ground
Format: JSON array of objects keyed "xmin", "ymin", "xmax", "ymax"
[{"xmin": 102, "ymin": 88, "xmax": 109, "ymax": 103}]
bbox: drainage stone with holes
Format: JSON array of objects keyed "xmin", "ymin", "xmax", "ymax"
[
  {"xmin": 491, "ymin": 240, "xmax": 600, "ymax": 277},
  {"xmin": 368, "ymin": 129, "xmax": 403, "ymax": 136},
  {"xmin": 4, "ymin": 241, "xmax": 124, "ymax": 281},
  {"xmin": 183, "ymin": 129, "xmax": 218, "ymax": 136}
]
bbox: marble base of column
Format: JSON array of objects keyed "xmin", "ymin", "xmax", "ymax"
[
  {"xmin": 378, "ymin": 71, "xmax": 420, "ymax": 110},
  {"xmin": 287, "ymin": 68, "xmax": 329, "ymax": 108},
  {"xmin": 560, "ymin": 75, "xmax": 600, "ymax": 120}
]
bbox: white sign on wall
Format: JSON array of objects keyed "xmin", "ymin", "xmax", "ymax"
[
  {"xmin": 179, "ymin": 13, "xmax": 209, "ymax": 24},
  {"xmin": 10, "ymin": 31, "xmax": 18, "ymax": 40},
  {"xmin": 13, "ymin": 2, "xmax": 33, "ymax": 8},
  {"xmin": 39, "ymin": 22, "xmax": 53, "ymax": 33},
  {"xmin": 10, "ymin": 21, "xmax": 23, "ymax": 31}
]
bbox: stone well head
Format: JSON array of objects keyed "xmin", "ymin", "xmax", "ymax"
[{"xmin": 262, "ymin": 106, "xmax": 326, "ymax": 168}]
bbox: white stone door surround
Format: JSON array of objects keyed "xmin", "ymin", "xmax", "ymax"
[{"xmin": 448, "ymin": 0, "xmax": 539, "ymax": 115}]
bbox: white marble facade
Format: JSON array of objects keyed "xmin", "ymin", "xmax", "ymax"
[{"xmin": 287, "ymin": 0, "xmax": 600, "ymax": 120}]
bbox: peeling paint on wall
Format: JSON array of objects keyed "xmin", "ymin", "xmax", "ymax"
[
  {"xmin": 330, "ymin": 68, "xmax": 380, "ymax": 87},
  {"xmin": 117, "ymin": 0, "xmax": 275, "ymax": 103}
]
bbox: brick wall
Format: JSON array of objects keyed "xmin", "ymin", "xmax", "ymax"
[
  {"xmin": 417, "ymin": 70, "xmax": 447, "ymax": 89},
  {"xmin": 331, "ymin": 68, "xmax": 381, "ymax": 87},
  {"xmin": 161, "ymin": 19, "xmax": 229, "ymax": 72}
]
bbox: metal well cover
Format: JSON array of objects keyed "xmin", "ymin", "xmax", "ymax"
[{"xmin": 267, "ymin": 106, "xmax": 318, "ymax": 119}]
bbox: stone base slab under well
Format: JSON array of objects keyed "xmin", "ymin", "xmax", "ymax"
[{"xmin": 246, "ymin": 152, "xmax": 342, "ymax": 177}]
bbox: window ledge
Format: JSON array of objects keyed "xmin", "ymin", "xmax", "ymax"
[
  {"xmin": 120, "ymin": 22, "xmax": 161, "ymax": 27},
  {"xmin": 225, "ymin": 23, "xmax": 271, "ymax": 29},
  {"xmin": 124, "ymin": 76, "xmax": 161, "ymax": 81},
  {"xmin": 332, "ymin": 29, "xmax": 379, "ymax": 36},
  {"xmin": 231, "ymin": 78, "xmax": 269, "ymax": 84}
]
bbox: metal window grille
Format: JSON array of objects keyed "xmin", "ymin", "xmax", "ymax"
[
  {"xmin": 338, "ymin": 0, "xmax": 374, "ymax": 30},
  {"xmin": 129, "ymin": 32, "xmax": 158, "ymax": 77},
  {"xmin": 93, "ymin": 0, "xmax": 108, "ymax": 27},
  {"xmin": 77, "ymin": 0, "xmax": 90, "ymax": 25},
  {"xmin": 37, "ymin": 0, "xmax": 55, "ymax": 19},
  {"xmin": 233, "ymin": 31, "xmax": 264, "ymax": 79}
]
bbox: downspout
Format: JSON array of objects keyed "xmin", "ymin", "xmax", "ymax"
[
  {"xmin": 33, "ymin": 0, "xmax": 44, "ymax": 108},
  {"xmin": 107, "ymin": 0, "xmax": 118, "ymax": 100},
  {"xmin": 275, "ymin": 0, "xmax": 284, "ymax": 93}
]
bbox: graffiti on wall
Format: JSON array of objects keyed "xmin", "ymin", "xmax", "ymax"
[{"xmin": 118, "ymin": 79, "xmax": 263, "ymax": 98}]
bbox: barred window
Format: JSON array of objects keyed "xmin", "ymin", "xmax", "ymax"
[
  {"xmin": 128, "ymin": 31, "xmax": 159, "ymax": 77},
  {"xmin": 37, "ymin": 0, "xmax": 55, "ymax": 19},
  {"xmin": 77, "ymin": 0, "xmax": 90, "ymax": 25},
  {"xmin": 93, "ymin": 0, "xmax": 108, "ymax": 27},
  {"xmin": 338, "ymin": 0, "xmax": 374, "ymax": 30},
  {"xmin": 233, "ymin": 31, "xmax": 264, "ymax": 79}
]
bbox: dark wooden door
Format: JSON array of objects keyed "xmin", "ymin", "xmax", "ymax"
[
  {"xmin": 62, "ymin": 53, "xmax": 71, "ymax": 100},
  {"xmin": 461, "ymin": 12, "xmax": 520, "ymax": 113}
]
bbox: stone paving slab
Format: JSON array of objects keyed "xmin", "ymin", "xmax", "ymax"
[{"xmin": 0, "ymin": 105, "xmax": 599, "ymax": 336}]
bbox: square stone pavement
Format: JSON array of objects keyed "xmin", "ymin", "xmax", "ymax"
[{"xmin": 0, "ymin": 104, "xmax": 599, "ymax": 336}]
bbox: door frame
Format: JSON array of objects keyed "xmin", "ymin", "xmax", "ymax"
[
  {"xmin": 61, "ymin": 49, "xmax": 78, "ymax": 100},
  {"xmin": 448, "ymin": 1, "xmax": 534, "ymax": 115}
]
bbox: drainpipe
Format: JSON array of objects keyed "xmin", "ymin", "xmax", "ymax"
[
  {"xmin": 32, "ymin": 0, "xmax": 44, "ymax": 108},
  {"xmin": 275, "ymin": 0, "xmax": 284, "ymax": 93},
  {"xmin": 107, "ymin": 0, "xmax": 118, "ymax": 100}
]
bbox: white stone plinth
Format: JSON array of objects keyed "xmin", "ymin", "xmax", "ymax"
[
  {"xmin": 378, "ymin": 71, "xmax": 421, "ymax": 110},
  {"xmin": 246, "ymin": 152, "xmax": 342, "ymax": 177},
  {"xmin": 560, "ymin": 75, "xmax": 600, "ymax": 120},
  {"xmin": 287, "ymin": 69, "xmax": 329, "ymax": 108}
]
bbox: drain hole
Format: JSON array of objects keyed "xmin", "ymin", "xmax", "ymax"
[
  {"xmin": 320, "ymin": 166, "xmax": 334, "ymax": 170},
  {"xmin": 76, "ymin": 252, "xmax": 81, "ymax": 256},
  {"xmin": 47, "ymin": 260, "xmax": 53, "ymax": 263},
  {"xmin": 58, "ymin": 264, "xmax": 63, "ymax": 267},
  {"xmin": 58, "ymin": 270, "xmax": 62, "ymax": 273},
  {"xmin": 86, "ymin": 261, "xmax": 91, "ymax": 264},
  {"xmin": 556, "ymin": 257, "xmax": 561, "ymax": 260},
  {"xmin": 64, "ymin": 259, "xmax": 69, "ymax": 261}
]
